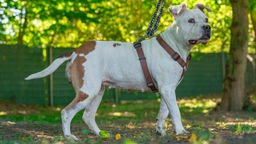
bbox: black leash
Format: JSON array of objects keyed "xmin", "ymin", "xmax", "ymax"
[
  {"xmin": 135, "ymin": 0, "xmax": 165, "ymax": 43},
  {"xmin": 133, "ymin": 0, "xmax": 165, "ymax": 92}
]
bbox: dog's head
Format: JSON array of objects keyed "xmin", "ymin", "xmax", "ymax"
[{"xmin": 169, "ymin": 3, "xmax": 212, "ymax": 45}]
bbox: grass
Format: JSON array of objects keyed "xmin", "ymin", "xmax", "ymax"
[
  {"xmin": 1, "ymin": 96, "xmax": 256, "ymax": 143},
  {"xmin": 228, "ymin": 124, "xmax": 256, "ymax": 134}
]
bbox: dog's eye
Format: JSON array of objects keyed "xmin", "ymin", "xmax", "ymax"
[
  {"xmin": 188, "ymin": 18, "xmax": 195, "ymax": 23},
  {"xmin": 205, "ymin": 18, "xmax": 208, "ymax": 23}
]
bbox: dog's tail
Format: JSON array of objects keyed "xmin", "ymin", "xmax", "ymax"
[{"xmin": 25, "ymin": 52, "xmax": 76, "ymax": 80}]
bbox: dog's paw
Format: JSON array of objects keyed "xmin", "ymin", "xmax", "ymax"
[
  {"xmin": 64, "ymin": 134, "xmax": 79, "ymax": 141},
  {"xmin": 156, "ymin": 127, "xmax": 166, "ymax": 136},
  {"xmin": 156, "ymin": 130, "xmax": 166, "ymax": 136},
  {"xmin": 176, "ymin": 129, "xmax": 189, "ymax": 135}
]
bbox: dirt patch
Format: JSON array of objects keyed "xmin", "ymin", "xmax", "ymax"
[
  {"xmin": 1, "ymin": 99, "xmax": 256, "ymax": 143},
  {"xmin": 1, "ymin": 119, "xmax": 256, "ymax": 144}
]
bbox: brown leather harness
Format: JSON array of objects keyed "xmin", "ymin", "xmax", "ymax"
[{"xmin": 134, "ymin": 35, "xmax": 191, "ymax": 92}]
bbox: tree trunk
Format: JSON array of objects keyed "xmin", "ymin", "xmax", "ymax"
[
  {"xmin": 251, "ymin": 9, "xmax": 256, "ymax": 52},
  {"xmin": 17, "ymin": 7, "xmax": 28, "ymax": 45},
  {"xmin": 219, "ymin": 0, "xmax": 249, "ymax": 111}
]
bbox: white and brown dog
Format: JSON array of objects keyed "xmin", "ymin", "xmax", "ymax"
[{"xmin": 25, "ymin": 3, "xmax": 211, "ymax": 140}]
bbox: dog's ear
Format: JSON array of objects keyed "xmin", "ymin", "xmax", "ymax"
[
  {"xmin": 194, "ymin": 4, "xmax": 212, "ymax": 13},
  {"xmin": 169, "ymin": 3, "xmax": 187, "ymax": 17}
]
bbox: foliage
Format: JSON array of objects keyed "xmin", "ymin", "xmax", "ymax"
[{"xmin": 0, "ymin": 0, "xmax": 254, "ymax": 52}]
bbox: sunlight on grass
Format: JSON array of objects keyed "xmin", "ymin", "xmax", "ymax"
[
  {"xmin": 107, "ymin": 112, "xmax": 136, "ymax": 117},
  {"xmin": 1, "ymin": 121, "xmax": 16, "ymax": 125},
  {"xmin": 178, "ymin": 97, "xmax": 220, "ymax": 113},
  {"xmin": 0, "ymin": 111, "xmax": 7, "ymax": 116},
  {"xmin": 55, "ymin": 107, "xmax": 62, "ymax": 111},
  {"xmin": 217, "ymin": 121, "xmax": 256, "ymax": 134},
  {"xmin": 229, "ymin": 124, "xmax": 256, "ymax": 134},
  {"xmin": 179, "ymin": 97, "xmax": 219, "ymax": 109}
]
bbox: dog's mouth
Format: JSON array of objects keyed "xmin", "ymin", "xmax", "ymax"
[{"xmin": 189, "ymin": 34, "xmax": 211, "ymax": 45}]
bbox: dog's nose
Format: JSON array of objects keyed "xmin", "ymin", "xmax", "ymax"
[{"xmin": 202, "ymin": 25, "xmax": 211, "ymax": 32}]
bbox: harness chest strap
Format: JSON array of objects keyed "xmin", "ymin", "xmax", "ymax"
[
  {"xmin": 133, "ymin": 36, "xmax": 191, "ymax": 92},
  {"xmin": 134, "ymin": 43, "xmax": 158, "ymax": 92},
  {"xmin": 156, "ymin": 35, "xmax": 191, "ymax": 80}
]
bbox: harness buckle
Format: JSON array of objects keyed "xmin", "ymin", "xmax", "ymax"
[
  {"xmin": 147, "ymin": 82, "xmax": 154, "ymax": 87},
  {"xmin": 139, "ymin": 57, "xmax": 146, "ymax": 61},
  {"xmin": 147, "ymin": 82, "xmax": 158, "ymax": 92},
  {"xmin": 172, "ymin": 52, "xmax": 180, "ymax": 61}
]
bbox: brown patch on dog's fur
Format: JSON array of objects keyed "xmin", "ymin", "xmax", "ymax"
[
  {"xmin": 67, "ymin": 41, "xmax": 96, "ymax": 84},
  {"xmin": 70, "ymin": 56, "xmax": 86, "ymax": 92},
  {"xmin": 59, "ymin": 41, "xmax": 96, "ymax": 59},
  {"xmin": 113, "ymin": 43, "xmax": 121, "ymax": 47},
  {"xmin": 64, "ymin": 41, "xmax": 97, "ymax": 110},
  {"xmin": 59, "ymin": 51, "xmax": 73, "ymax": 58},
  {"xmin": 77, "ymin": 91, "xmax": 88, "ymax": 102},
  {"xmin": 75, "ymin": 41, "xmax": 96, "ymax": 54}
]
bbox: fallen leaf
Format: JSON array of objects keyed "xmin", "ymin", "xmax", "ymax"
[
  {"xmin": 189, "ymin": 133, "xmax": 197, "ymax": 143},
  {"xmin": 21, "ymin": 137, "xmax": 28, "ymax": 141},
  {"xmin": 100, "ymin": 130, "xmax": 110, "ymax": 140},
  {"xmin": 115, "ymin": 133, "xmax": 121, "ymax": 140},
  {"xmin": 172, "ymin": 134, "xmax": 190, "ymax": 141}
]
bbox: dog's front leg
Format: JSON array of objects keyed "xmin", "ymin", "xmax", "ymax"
[
  {"xmin": 156, "ymin": 98, "xmax": 169, "ymax": 136},
  {"xmin": 159, "ymin": 86, "xmax": 187, "ymax": 135}
]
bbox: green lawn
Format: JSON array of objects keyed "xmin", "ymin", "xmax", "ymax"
[{"xmin": 1, "ymin": 96, "xmax": 256, "ymax": 144}]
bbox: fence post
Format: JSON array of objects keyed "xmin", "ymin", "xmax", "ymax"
[
  {"xmin": 47, "ymin": 46, "xmax": 54, "ymax": 107},
  {"xmin": 114, "ymin": 89, "xmax": 120, "ymax": 103}
]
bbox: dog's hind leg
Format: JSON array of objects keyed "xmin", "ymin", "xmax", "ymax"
[
  {"xmin": 61, "ymin": 94, "xmax": 91, "ymax": 141},
  {"xmin": 61, "ymin": 87, "xmax": 102, "ymax": 141},
  {"xmin": 61, "ymin": 55, "xmax": 102, "ymax": 141},
  {"xmin": 82, "ymin": 86, "xmax": 104, "ymax": 136},
  {"xmin": 156, "ymin": 98, "xmax": 169, "ymax": 136}
]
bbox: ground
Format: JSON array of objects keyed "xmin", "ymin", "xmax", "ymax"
[{"xmin": 0, "ymin": 96, "xmax": 256, "ymax": 144}]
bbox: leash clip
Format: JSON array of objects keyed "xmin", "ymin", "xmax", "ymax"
[{"xmin": 133, "ymin": 42, "xmax": 142, "ymax": 49}]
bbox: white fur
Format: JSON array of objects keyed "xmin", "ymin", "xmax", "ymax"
[{"xmin": 25, "ymin": 3, "xmax": 210, "ymax": 140}]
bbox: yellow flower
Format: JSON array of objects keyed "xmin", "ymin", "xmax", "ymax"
[
  {"xmin": 189, "ymin": 133, "xmax": 197, "ymax": 143},
  {"xmin": 115, "ymin": 133, "xmax": 121, "ymax": 140}
]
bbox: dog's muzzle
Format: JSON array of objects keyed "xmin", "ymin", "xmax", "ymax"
[{"xmin": 189, "ymin": 25, "xmax": 211, "ymax": 45}]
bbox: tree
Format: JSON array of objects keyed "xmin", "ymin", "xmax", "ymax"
[
  {"xmin": 219, "ymin": 0, "xmax": 249, "ymax": 111},
  {"xmin": 250, "ymin": 0, "xmax": 256, "ymax": 50},
  {"xmin": 1, "ymin": 0, "xmax": 234, "ymax": 52}
]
